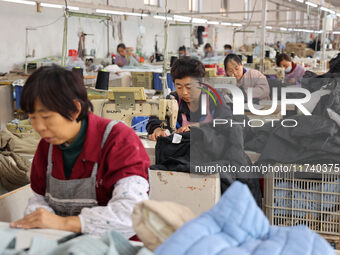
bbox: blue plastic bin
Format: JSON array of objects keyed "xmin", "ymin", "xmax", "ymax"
[
  {"xmin": 15, "ymin": 86, "xmax": 23, "ymax": 109},
  {"xmin": 153, "ymin": 73, "xmax": 175, "ymax": 91},
  {"xmin": 131, "ymin": 116, "xmax": 149, "ymax": 132}
]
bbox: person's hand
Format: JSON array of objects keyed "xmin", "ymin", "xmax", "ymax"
[
  {"xmin": 148, "ymin": 128, "xmax": 169, "ymax": 141},
  {"xmin": 176, "ymin": 125, "xmax": 191, "ymax": 133},
  {"xmin": 288, "ymin": 78, "xmax": 296, "ymax": 84},
  {"xmin": 10, "ymin": 208, "xmax": 81, "ymax": 232}
]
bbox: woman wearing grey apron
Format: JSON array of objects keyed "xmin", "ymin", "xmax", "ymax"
[{"xmin": 10, "ymin": 65, "xmax": 150, "ymax": 239}]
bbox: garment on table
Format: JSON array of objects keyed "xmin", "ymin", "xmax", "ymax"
[
  {"xmin": 237, "ymin": 68, "xmax": 270, "ymax": 100},
  {"xmin": 154, "ymin": 181, "xmax": 334, "ymax": 255},
  {"xmin": 284, "ymin": 62, "xmax": 306, "ymax": 85},
  {"xmin": 0, "ymin": 151, "xmax": 31, "ymax": 191},
  {"xmin": 245, "ymin": 115, "xmax": 340, "ymax": 164},
  {"xmin": 0, "ymin": 228, "xmax": 153, "ymax": 255},
  {"xmin": 28, "ymin": 112, "xmax": 150, "ymax": 238},
  {"xmin": 146, "ymin": 91, "xmax": 232, "ymax": 134},
  {"xmin": 59, "ymin": 118, "xmax": 88, "ymax": 180},
  {"xmin": 151, "ymin": 119, "xmax": 262, "ymax": 207},
  {"xmin": 132, "ymin": 200, "xmax": 195, "ymax": 251},
  {"xmin": 0, "ymin": 129, "xmax": 39, "ymax": 155}
]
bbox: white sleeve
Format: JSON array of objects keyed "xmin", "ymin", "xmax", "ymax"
[
  {"xmin": 78, "ymin": 175, "xmax": 149, "ymax": 238},
  {"xmin": 24, "ymin": 191, "xmax": 55, "ymax": 215}
]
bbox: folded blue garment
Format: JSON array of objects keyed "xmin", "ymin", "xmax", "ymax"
[{"xmin": 155, "ymin": 181, "xmax": 335, "ymax": 255}]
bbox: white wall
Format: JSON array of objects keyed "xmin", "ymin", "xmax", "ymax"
[{"xmin": 0, "ymin": 0, "xmax": 330, "ymax": 72}]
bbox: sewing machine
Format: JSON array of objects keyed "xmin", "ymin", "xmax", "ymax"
[
  {"xmin": 91, "ymin": 87, "xmax": 178, "ymax": 131},
  {"xmin": 263, "ymin": 67, "xmax": 285, "ymax": 82}
]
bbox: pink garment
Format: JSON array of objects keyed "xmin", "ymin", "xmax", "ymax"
[
  {"xmin": 180, "ymin": 95, "xmax": 213, "ymax": 126},
  {"xmin": 237, "ymin": 69, "xmax": 270, "ymax": 100},
  {"xmin": 284, "ymin": 63, "xmax": 305, "ymax": 85}
]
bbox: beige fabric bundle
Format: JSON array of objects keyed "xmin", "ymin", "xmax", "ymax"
[
  {"xmin": 0, "ymin": 128, "xmax": 40, "ymax": 155},
  {"xmin": 132, "ymin": 200, "xmax": 195, "ymax": 251},
  {"xmin": 0, "ymin": 151, "xmax": 31, "ymax": 191}
]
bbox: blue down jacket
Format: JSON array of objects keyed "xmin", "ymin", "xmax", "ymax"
[{"xmin": 155, "ymin": 181, "xmax": 334, "ymax": 255}]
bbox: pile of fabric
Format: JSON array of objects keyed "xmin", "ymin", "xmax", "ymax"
[
  {"xmin": 0, "ymin": 128, "xmax": 37, "ymax": 191},
  {"xmin": 133, "ymin": 181, "xmax": 334, "ymax": 255}
]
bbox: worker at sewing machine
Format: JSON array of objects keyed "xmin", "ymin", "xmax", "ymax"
[
  {"xmin": 147, "ymin": 57, "xmax": 232, "ymax": 141},
  {"xmin": 178, "ymin": 45, "xmax": 188, "ymax": 58},
  {"xmin": 10, "ymin": 66, "xmax": 150, "ymax": 239},
  {"xmin": 276, "ymin": 53, "xmax": 305, "ymax": 86},
  {"xmin": 203, "ymin": 43, "xmax": 216, "ymax": 59},
  {"xmin": 115, "ymin": 43, "xmax": 140, "ymax": 67},
  {"xmin": 224, "ymin": 54, "xmax": 270, "ymax": 100}
]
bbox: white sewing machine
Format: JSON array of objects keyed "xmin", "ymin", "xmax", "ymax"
[{"xmin": 90, "ymin": 87, "xmax": 178, "ymax": 131}]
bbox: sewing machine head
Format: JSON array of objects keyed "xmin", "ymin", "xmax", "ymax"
[{"xmin": 90, "ymin": 87, "xmax": 178, "ymax": 131}]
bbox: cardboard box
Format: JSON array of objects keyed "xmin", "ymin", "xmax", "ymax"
[{"xmin": 132, "ymin": 72, "xmax": 154, "ymax": 89}]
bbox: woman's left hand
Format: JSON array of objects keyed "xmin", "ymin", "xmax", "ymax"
[
  {"xmin": 10, "ymin": 208, "xmax": 81, "ymax": 232},
  {"xmin": 176, "ymin": 125, "xmax": 191, "ymax": 133}
]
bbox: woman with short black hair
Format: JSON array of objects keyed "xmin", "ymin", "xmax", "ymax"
[
  {"xmin": 10, "ymin": 65, "xmax": 150, "ymax": 238},
  {"xmin": 224, "ymin": 54, "xmax": 270, "ymax": 100},
  {"xmin": 146, "ymin": 57, "xmax": 231, "ymax": 140}
]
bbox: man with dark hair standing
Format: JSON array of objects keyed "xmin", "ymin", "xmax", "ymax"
[{"xmin": 146, "ymin": 57, "xmax": 231, "ymax": 141}]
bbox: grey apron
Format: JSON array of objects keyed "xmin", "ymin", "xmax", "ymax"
[{"xmin": 45, "ymin": 120, "xmax": 119, "ymax": 216}]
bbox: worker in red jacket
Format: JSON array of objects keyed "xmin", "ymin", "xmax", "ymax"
[{"xmin": 10, "ymin": 65, "xmax": 150, "ymax": 238}]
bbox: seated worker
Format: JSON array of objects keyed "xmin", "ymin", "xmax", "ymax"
[
  {"xmin": 224, "ymin": 44, "xmax": 232, "ymax": 56},
  {"xmin": 178, "ymin": 45, "xmax": 187, "ymax": 58},
  {"xmin": 147, "ymin": 57, "xmax": 232, "ymax": 140},
  {"xmin": 203, "ymin": 43, "xmax": 216, "ymax": 58},
  {"xmin": 10, "ymin": 66, "xmax": 150, "ymax": 238},
  {"xmin": 224, "ymin": 54, "xmax": 270, "ymax": 100},
  {"xmin": 276, "ymin": 53, "xmax": 305, "ymax": 86},
  {"xmin": 115, "ymin": 43, "xmax": 140, "ymax": 67}
]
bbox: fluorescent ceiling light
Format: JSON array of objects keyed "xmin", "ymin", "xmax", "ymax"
[
  {"xmin": 173, "ymin": 15, "xmax": 191, "ymax": 22},
  {"xmin": 221, "ymin": 22, "xmax": 232, "ymax": 26},
  {"xmin": 153, "ymin": 15, "xmax": 173, "ymax": 20},
  {"xmin": 192, "ymin": 18, "xmax": 207, "ymax": 24},
  {"xmin": 124, "ymin": 12, "xmax": 148, "ymax": 17},
  {"xmin": 40, "ymin": 3, "xmax": 79, "ymax": 10},
  {"xmin": 96, "ymin": 9, "xmax": 124, "ymax": 15},
  {"xmin": 280, "ymin": 27, "xmax": 287, "ymax": 31},
  {"xmin": 305, "ymin": 1, "xmax": 317, "ymax": 7},
  {"xmin": 207, "ymin": 21, "xmax": 219, "ymax": 25},
  {"xmin": 337, "ymin": 13, "xmax": 340, "ymax": 17},
  {"xmin": 320, "ymin": 6, "xmax": 335, "ymax": 14},
  {"xmin": 266, "ymin": 26, "xmax": 272, "ymax": 29},
  {"xmin": 41, "ymin": 3, "xmax": 62, "ymax": 8},
  {"xmin": 287, "ymin": 28, "xmax": 293, "ymax": 31},
  {"xmin": 333, "ymin": 31, "xmax": 340, "ymax": 34},
  {"xmin": 2, "ymin": 0, "xmax": 35, "ymax": 5},
  {"xmin": 232, "ymin": 23, "xmax": 242, "ymax": 27},
  {"xmin": 296, "ymin": 0, "xmax": 304, "ymax": 3}
]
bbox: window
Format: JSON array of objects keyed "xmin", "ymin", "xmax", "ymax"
[
  {"xmin": 189, "ymin": 0, "xmax": 200, "ymax": 12},
  {"xmin": 221, "ymin": 0, "xmax": 229, "ymax": 16},
  {"xmin": 144, "ymin": 0, "xmax": 159, "ymax": 6}
]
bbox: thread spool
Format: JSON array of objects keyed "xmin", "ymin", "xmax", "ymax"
[
  {"xmin": 291, "ymin": 52, "xmax": 296, "ymax": 58},
  {"xmin": 95, "ymin": 70, "xmax": 110, "ymax": 90},
  {"xmin": 72, "ymin": 67, "xmax": 83, "ymax": 80},
  {"xmin": 265, "ymin": 50, "xmax": 270, "ymax": 58},
  {"xmin": 247, "ymin": 55, "xmax": 253, "ymax": 64},
  {"xmin": 238, "ymin": 55, "xmax": 243, "ymax": 61}
]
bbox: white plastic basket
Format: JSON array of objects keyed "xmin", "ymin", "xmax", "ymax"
[{"xmin": 264, "ymin": 165, "xmax": 340, "ymax": 240}]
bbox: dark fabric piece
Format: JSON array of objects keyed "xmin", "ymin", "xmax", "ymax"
[
  {"xmin": 59, "ymin": 118, "xmax": 88, "ymax": 179},
  {"xmin": 151, "ymin": 121, "xmax": 262, "ymax": 207},
  {"xmin": 329, "ymin": 53, "xmax": 340, "ymax": 73},
  {"xmin": 146, "ymin": 91, "xmax": 233, "ymax": 134},
  {"xmin": 245, "ymin": 115, "xmax": 340, "ymax": 164}
]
